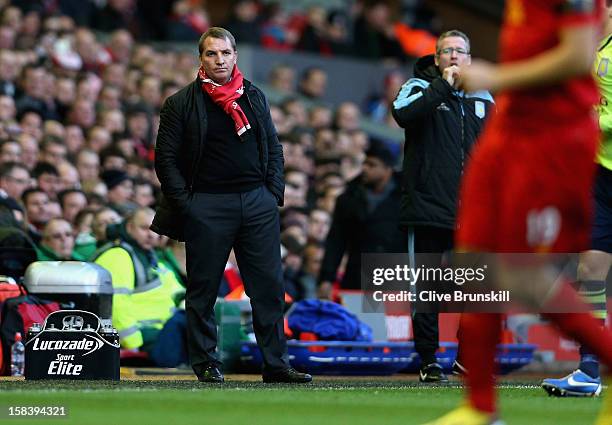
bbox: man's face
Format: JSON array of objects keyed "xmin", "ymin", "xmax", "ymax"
[
  {"xmin": 108, "ymin": 179, "xmax": 133, "ymax": 204},
  {"xmin": 435, "ymin": 36, "xmax": 471, "ymax": 73},
  {"xmin": 0, "ymin": 141, "xmax": 20, "ymax": 163},
  {"xmin": 58, "ymin": 163, "xmax": 80, "ymax": 190},
  {"xmin": 76, "ymin": 151, "xmax": 99, "ymax": 182},
  {"xmin": 62, "ymin": 192, "xmax": 86, "ymax": 224},
  {"xmin": 0, "ymin": 166, "xmax": 30, "ymax": 199},
  {"xmin": 103, "ymin": 155, "xmax": 126, "ymax": 171},
  {"xmin": 0, "ymin": 95, "xmax": 15, "ymax": 120},
  {"xmin": 308, "ymin": 210, "xmax": 330, "ymax": 242},
  {"xmin": 303, "ymin": 70, "xmax": 327, "ymax": 98},
  {"xmin": 25, "ymin": 191, "xmax": 51, "ymax": 225},
  {"xmin": 200, "ymin": 36, "xmax": 237, "ymax": 85},
  {"xmin": 0, "ymin": 51, "xmax": 17, "ymax": 81},
  {"xmin": 18, "ymin": 134, "xmax": 38, "ymax": 169},
  {"xmin": 127, "ymin": 210, "xmax": 157, "ymax": 251},
  {"xmin": 25, "ymin": 67, "xmax": 46, "ymax": 99},
  {"xmin": 42, "ymin": 219, "xmax": 74, "ymax": 259},
  {"xmin": 42, "ymin": 143, "xmax": 67, "ymax": 164},
  {"xmin": 93, "ymin": 209, "xmax": 121, "ymax": 241},
  {"xmin": 362, "ymin": 156, "xmax": 390, "ymax": 188},
  {"xmin": 37, "ymin": 172, "xmax": 61, "ymax": 199},
  {"xmin": 134, "ymin": 184, "xmax": 154, "ymax": 207}
]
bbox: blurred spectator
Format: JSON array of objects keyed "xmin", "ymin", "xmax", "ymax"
[
  {"xmin": 16, "ymin": 64, "xmax": 59, "ymax": 121},
  {"xmin": 68, "ymin": 98, "xmax": 96, "ymax": 130},
  {"xmin": 296, "ymin": 6, "xmax": 332, "ymax": 55},
  {"xmin": 0, "ymin": 139, "xmax": 21, "ymax": 164},
  {"xmin": 299, "ymin": 241, "xmax": 324, "ymax": 299},
  {"xmin": 353, "ymin": 0, "xmax": 404, "ymax": 62},
  {"xmin": 106, "ymin": 29, "xmax": 133, "ymax": 64},
  {"xmin": 32, "ymin": 161, "xmax": 61, "ymax": 200},
  {"xmin": 22, "ymin": 187, "xmax": 52, "ymax": 241},
  {"xmin": 282, "ymin": 97, "xmax": 309, "ymax": 127},
  {"xmin": 100, "ymin": 168, "xmax": 135, "ymax": 215},
  {"xmin": 318, "ymin": 140, "xmax": 405, "ymax": 298},
  {"xmin": 307, "ymin": 208, "xmax": 331, "ymax": 244},
  {"xmin": 224, "ymin": 0, "xmax": 262, "ymax": 46},
  {"xmin": 268, "ymin": 63, "xmax": 295, "ymax": 94},
  {"xmin": 166, "ymin": 0, "xmax": 209, "ymax": 41},
  {"xmin": 19, "ymin": 110, "xmax": 43, "ymax": 141},
  {"xmin": 0, "ymin": 161, "xmax": 30, "ymax": 201},
  {"xmin": 365, "ymin": 70, "xmax": 404, "ymax": 126},
  {"xmin": 98, "ymin": 85, "xmax": 122, "ymax": 111},
  {"xmin": 0, "ymin": 94, "xmax": 16, "ymax": 120},
  {"xmin": 57, "ymin": 160, "xmax": 80, "ymax": 190},
  {"xmin": 138, "ymin": 75, "xmax": 162, "ymax": 111},
  {"xmin": 0, "ymin": 25, "xmax": 15, "ymax": 50},
  {"xmin": 260, "ymin": 2, "xmax": 299, "ymax": 51},
  {"xmin": 334, "ymin": 102, "xmax": 361, "ymax": 131},
  {"xmin": 309, "ymin": 105, "xmax": 333, "ymax": 130},
  {"xmin": 133, "ymin": 177, "xmax": 154, "ymax": 207},
  {"xmin": 91, "ymin": 206, "xmax": 121, "ymax": 245},
  {"xmin": 100, "ymin": 145, "xmax": 127, "ymax": 171},
  {"xmin": 0, "ymin": 49, "xmax": 18, "ymax": 97},
  {"xmin": 73, "ymin": 206, "xmax": 97, "ymax": 259},
  {"xmin": 40, "ymin": 135, "xmax": 67, "ymax": 163},
  {"xmin": 87, "ymin": 126, "xmax": 111, "ymax": 153},
  {"xmin": 37, "ymin": 217, "xmax": 83, "ymax": 260},
  {"xmin": 17, "ymin": 133, "xmax": 38, "ymax": 170},
  {"xmin": 298, "ymin": 67, "xmax": 327, "ymax": 100},
  {"xmin": 58, "ymin": 188, "xmax": 86, "ymax": 224},
  {"xmin": 75, "ymin": 148, "xmax": 99, "ymax": 186},
  {"xmin": 36, "ymin": 218, "xmax": 81, "ymax": 261},
  {"xmin": 93, "ymin": 0, "xmax": 137, "ymax": 33}
]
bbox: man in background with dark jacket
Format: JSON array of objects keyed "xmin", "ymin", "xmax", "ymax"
[
  {"xmin": 152, "ymin": 27, "xmax": 310, "ymax": 384},
  {"xmin": 318, "ymin": 140, "xmax": 406, "ymax": 297},
  {"xmin": 392, "ymin": 30, "xmax": 494, "ymax": 383}
]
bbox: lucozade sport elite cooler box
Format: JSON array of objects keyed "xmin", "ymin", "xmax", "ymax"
[{"xmin": 25, "ymin": 310, "xmax": 120, "ymax": 380}]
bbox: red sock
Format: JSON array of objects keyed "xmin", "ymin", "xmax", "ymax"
[
  {"xmin": 460, "ymin": 313, "xmax": 502, "ymax": 413},
  {"xmin": 542, "ymin": 283, "xmax": 612, "ymax": 369}
]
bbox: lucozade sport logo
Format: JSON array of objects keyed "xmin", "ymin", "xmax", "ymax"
[{"xmin": 31, "ymin": 334, "xmax": 105, "ymax": 356}]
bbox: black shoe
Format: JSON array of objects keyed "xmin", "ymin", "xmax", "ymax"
[
  {"xmin": 452, "ymin": 359, "xmax": 468, "ymax": 376},
  {"xmin": 419, "ymin": 362, "xmax": 449, "ymax": 383},
  {"xmin": 196, "ymin": 364, "xmax": 224, "ymax": 383},
  {"xmin": 262, "ymin": 368, "xmax": 312, "ymax": 383}
]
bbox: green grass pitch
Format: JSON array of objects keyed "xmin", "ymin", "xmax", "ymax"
[{"xmin": 0, "ymin": 378, "xmax": 603, "ymax": 425}]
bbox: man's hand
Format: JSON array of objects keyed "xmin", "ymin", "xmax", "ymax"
[
  {"xmin": 317, "ymin": 281, "xmax": 333, "ymax": 300},
  {"xmin": 460, "ymin": 60, "xmax": 498, "ymax": 92},
  {"xmin": 442, "ymin": 65, "xmax": 461, "ymax": 88}
]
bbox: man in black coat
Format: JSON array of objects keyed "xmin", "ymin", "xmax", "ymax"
[
  {"xmin": 318, "ymin": 140, "xmax": 406, "ymax": 297},
  {"xmin": 152, "ymin": 27, "xmax": 310, "ymax": 384},
  {"xmin": 392, "ymin": 30, "xmax": 494, "ymax": 383}
]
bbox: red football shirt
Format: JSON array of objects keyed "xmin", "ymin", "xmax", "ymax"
[{"xmin": 496, "ymin": 0, "xmax": 602, "ymax": 127}]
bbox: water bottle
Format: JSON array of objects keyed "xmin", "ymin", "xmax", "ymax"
[{"xmin": 10, "ymin": 332, "xmax": 25, "ymax": 377}]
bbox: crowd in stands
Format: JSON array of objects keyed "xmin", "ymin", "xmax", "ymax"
[
  {"xmin": 4, "ymin": 0, "xmax": 438, "ymax": 61},
  {"xmin": 0, "ymin": 1, "xmax": 433, "ymax": 359}
]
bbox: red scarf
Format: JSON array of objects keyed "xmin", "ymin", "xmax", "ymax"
[{"xmin": 198, "ymin": 65, "xmax": 251, "ymax": 137}]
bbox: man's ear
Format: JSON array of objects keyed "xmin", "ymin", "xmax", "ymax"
[
  {"xmin": 434, "ymin": 54, "xmax": 439, "ymax": 67},
  {"xmin": 466, "ymin": 55, "xmax": 472, "ymax": 66}
]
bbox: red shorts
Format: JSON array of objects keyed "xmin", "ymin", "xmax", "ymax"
[{"xmin": 456, "ymin": 118, "xmax": 599, "ymax": 253}]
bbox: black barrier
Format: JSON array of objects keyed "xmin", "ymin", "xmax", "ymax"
[{"xmin": 24, "ymin": 310, "xmax": 120, "ymax": 380}]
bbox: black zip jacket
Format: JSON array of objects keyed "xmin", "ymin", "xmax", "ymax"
[
  {"xmin": 392, "ymin": 55, "xmax": 494, "ymax": 230},
  {"xmin": 319, "ymin": 173, "xmax": 407, "ymax": 289},
  {"xmin": 151, "ymin": 78, "xmax": 284, "ymax": 241}
]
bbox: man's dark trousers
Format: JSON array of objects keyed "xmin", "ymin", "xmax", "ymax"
[
  {"xmin": 408, "ymin": 225, "xmax": 454, "ymax": 366},
  {"xmin": 184, "ymin": 185, "xmax": 290, "ymax": 374}
]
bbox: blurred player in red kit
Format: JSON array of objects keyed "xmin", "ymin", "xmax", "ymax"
[{"xmin": 424, "ymin": 0, "xmax": 612, "ymax": 424}]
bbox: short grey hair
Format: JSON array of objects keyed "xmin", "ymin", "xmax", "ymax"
[
  {"xmin": 198, "ymin": 27, "xmax": 236, "ymax": 56},
  {"xmin": 436, "ymin": 30, "xmax": 470, "ymax": 55}
]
